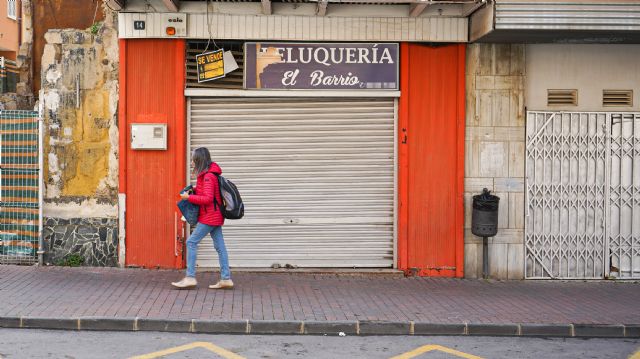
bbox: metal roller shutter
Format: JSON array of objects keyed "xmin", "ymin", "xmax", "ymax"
[{"xmin": 188, "ymin": 97, "xmax": 396, "ymax": 268}]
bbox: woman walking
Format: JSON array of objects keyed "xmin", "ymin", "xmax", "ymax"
[{"xmin": 172, "ymin": 147, "xmax": 233, "ymax": 290}]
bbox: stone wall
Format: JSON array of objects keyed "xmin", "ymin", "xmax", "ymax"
[
  {"xmin": 43, "ymin": 218, "xmax": 118, "ymax": 266},
  {"xmin": 40, "ymin": 6, "xmax": 119, "ymax": 266},
  {"xmin": 464, "ymin": 44, "xmax": 526, "ymax": 280},
  {"xmin": 0, "ymin": 93, "xmax": 20, "ymax": 110}
]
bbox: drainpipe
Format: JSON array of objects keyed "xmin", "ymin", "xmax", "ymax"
[
  {"xmin": 37, "ymin": 99, "xmax": 44, "ymax": 265},
  {"xmin": 17, "ymin": 9, "xmax": 22, "ymax": 51}
]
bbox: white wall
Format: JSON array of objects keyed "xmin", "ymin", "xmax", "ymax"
[{"xmin": 526, "ymin": 44, "xmax": 640, "ymax": 112}]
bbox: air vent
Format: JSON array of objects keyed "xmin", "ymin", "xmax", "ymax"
[
  {"xmin": 603, "ymin": 90, "xmax": 633, "ymax": 107},
  {"xmin": 547, "ymin": 89, "xmax": 578, "ymax": 106}
]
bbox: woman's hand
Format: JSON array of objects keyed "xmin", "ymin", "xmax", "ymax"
[{"xmin": 180, "ymin": 192, "xmax": 190, "ymax": 200}]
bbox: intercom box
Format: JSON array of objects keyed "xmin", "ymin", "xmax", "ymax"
[{"xmin": 131, "ymin": 123, "xmax": 167, "ymax": 150}]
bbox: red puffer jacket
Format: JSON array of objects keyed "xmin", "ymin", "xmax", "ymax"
[{"xmin": 188, "ymin": 162, "xmax": 224, "ymax": 226}]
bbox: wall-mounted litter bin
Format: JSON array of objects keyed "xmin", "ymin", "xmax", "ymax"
[
  {"xmin": 471, "ymin": 188, "xmax": 500, "ymax": 278},
  {"xmin": 472, "ymin": 188, "xmax": 500, "ymax": 237}
]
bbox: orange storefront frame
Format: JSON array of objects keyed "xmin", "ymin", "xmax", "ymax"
[
  {"xmin": 119, "ymin": 39, "xmax": 187, "ymax": 269},
  {"xmin": 398, "ymin": 43, "xmax": 466, "ymax": 277},
  {"xmin": 117, "ymin": 38, "xmax": 463, "ymax": 272}
]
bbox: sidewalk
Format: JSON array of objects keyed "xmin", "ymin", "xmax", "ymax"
[{"xmin": 0, "ymin": 266, "xmax": 639, "ymax": 337}]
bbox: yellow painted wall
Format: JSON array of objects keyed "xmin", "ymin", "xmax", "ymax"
[{"xmin": 63, "ymin": 89, "xmax": 112, "ymax": 197}]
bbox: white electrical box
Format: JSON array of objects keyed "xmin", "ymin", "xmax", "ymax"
[{"xmin": 131, "ymin": 124, "xmax": 167, "ymax": 150}]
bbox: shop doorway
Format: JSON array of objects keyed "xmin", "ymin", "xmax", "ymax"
[
  {"xmin": 187, "ymin": 97, "xmax": 397, "ymax": 268},
  {"xmin": 525, "ymin": 111, "xmax": 640, "ymax": 279}
]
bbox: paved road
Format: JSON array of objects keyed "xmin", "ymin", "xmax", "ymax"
[{"xmin": 0, "ymin": 329, "xmax": 638, "ymax": 359}]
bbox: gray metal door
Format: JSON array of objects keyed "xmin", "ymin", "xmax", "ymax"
[
  {"xmin": 525, "ymin": 111, "xmax": 640, "ymax": 279},
  {"xmin": 188, "ymin": 97, "xmax": 397, "ymax": 268}
]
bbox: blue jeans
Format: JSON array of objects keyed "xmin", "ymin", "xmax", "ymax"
[{"xmin": 186, "ymin": 223, "xmax": 231, "ymax": 280}]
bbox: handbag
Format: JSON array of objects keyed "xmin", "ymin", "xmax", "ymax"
[{"xmin": 177, "ymin": 199, "xmax": 199, "ymax": 226}]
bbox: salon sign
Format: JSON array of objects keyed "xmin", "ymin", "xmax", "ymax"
[{"xmin": 244, "ymin": 43, "xmax": 399, "ymax": 90}]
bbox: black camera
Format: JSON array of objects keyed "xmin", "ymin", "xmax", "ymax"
[{"xmin": 180, "ymin": 184, "xmax": 193, "ymax": 195}]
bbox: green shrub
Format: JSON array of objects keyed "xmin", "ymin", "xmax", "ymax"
[
  {"xmin": 90, "ymin": 22, "xmax": 102, "ymax": 35},
  {"xmin": 56, "ymin": 253, "xmax": 85, "ymax": 267}
]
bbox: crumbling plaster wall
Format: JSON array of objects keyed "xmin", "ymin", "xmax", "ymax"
[
  {"xmin": 40, "ymin": 6, "xmax": 119, "ymax": 266},
  {"xmin": 32, "ymin": 0, "xmax": 105, "ymax": 96},
  {"xmin": 15, "ymin": 0, "xmax": 35, "ymax": 109}
]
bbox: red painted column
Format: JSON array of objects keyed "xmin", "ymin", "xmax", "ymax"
[
  {"xmin": 173, "ymin": 40, "xmax": 187, "ymax": 269},
  {"xmin": 398, "ymin": 43, "xmax": 410, "ymax": 272}
]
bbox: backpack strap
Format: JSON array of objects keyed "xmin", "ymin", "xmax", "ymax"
[{"xmin": 209, "ymin": 171, "xmax": 222, "ymax": 210}]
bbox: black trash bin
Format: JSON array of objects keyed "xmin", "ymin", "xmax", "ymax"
[
  {"xmin": 471, "ymin": 188, "xmax": 500, "ymax": 279},
  {"xmin": 471, "ymin": 188, "xmax": 500, "ymax": 237}
]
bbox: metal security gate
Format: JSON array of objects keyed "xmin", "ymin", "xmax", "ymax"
[
  {"xmin": 0, "ymin": 110, "xmax": 42, "ymax": 265},
  {"xmin": 610, "ymin": 113, "xmax": 640, "ymax": 279},
  {"xmin": 188, "ymin": 97, "xmax": 396, "ymax": 268},
  {"xmin": 526, "ymin": 111, "xmax": 640, "ymax": 279}
]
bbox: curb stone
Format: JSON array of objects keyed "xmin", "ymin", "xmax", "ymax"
[
  {"xmin": 467, "ymin": 323, "xmax": 520, "ymax": 336},
  {"xmin": 193, "ymin": 319, "xmax": 248, "ymax": 334},
  {"xmin": 21, "ymin": 317, "xmax": 79, "ymax": 330},
  {"xmin": 574, "ymin": 324, "xmax": 625, "ymax": 338},
  {"xmin": 248, "ymin": 320, "xmax": 303, "ymax": 334},
  {"xmin": 1, "ymin": 317, "xmax": 639, "ymax": 338},
  {"xmin": 414, "ymin": 323, "xmax": 466, "ymax": 335},
  {"xmin": 79, "ymin": 317, "xmax": 136, "ymax": 331},
  {"xmin": 137, "ymin": 318, "xmax": 192, "ymax": 333},
  {"xmin": 520, "ymin": 324, "xmax": 572, "ymax": 337},
  {"xmin": 0, "ymin": 317, "xmax": 21, "ymax": 328},
  {"xmin": 625, "ymin": 324, "xmax": 640, "ymax": 338},
  {"xmin": 359, "ymin": 321, "xmax": 411, "ymax": 335},
  {"xmin": 304, "ymin": 321, "xmax": 358, "ymax": 335}
]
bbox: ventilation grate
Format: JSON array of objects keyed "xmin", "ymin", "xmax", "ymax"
[
  {"xmin": 547, "ymin": 89, "xmax": 578, "ymax": 106},
  {"xmin": 603, "ymin": 90, "xmax": 633, "ymax": 107}
]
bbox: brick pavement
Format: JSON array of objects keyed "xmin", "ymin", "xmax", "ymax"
[{"xmin": 1, "ymin": 266, "xmax": 639, "ymax": 326}]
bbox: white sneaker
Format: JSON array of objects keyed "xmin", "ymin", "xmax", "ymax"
[
  {"xmin": 171, "ymin": 277, "xmax": 197, "ymax": 289},
  {"xmin": 209, "ymin": 279, "xmax": 234, "ymax": 289}
]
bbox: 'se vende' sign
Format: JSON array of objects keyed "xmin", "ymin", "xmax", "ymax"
[
  {"xmin": 196, "ymin": 49, "xmax": 225, "ymax": 83},
  {"xmin": 244, "ymin": 43, "xmax": 398, "ymax": 90}
]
